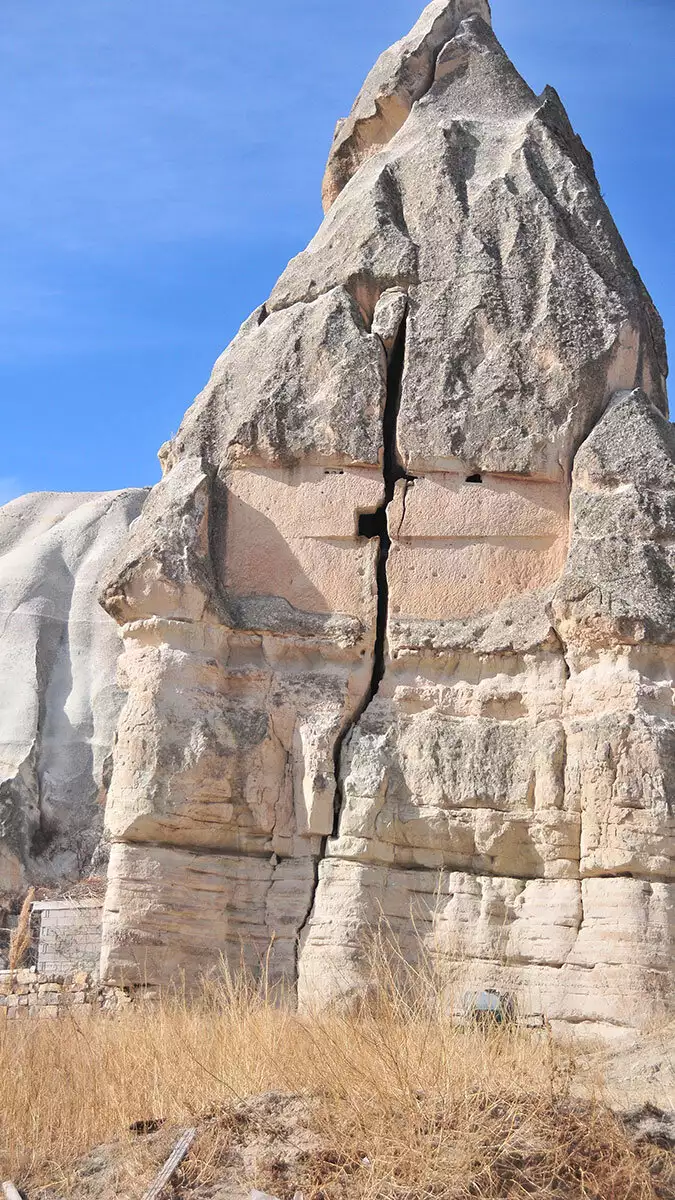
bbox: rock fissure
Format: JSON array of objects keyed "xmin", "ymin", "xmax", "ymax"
[
  {"xmin": 294, "ymin": 856, "xmax": 320, "ymax": 982},
  {"xmin": 294, "ymin": 310, "xmax": 412, "ymax": 957},
  {"xmin": 335, "ymin": 308, "xmax": 410, "ymax": 819},
  {"xmin": 110, "ymin": 838, "xmax": 282, "ymax": 861}
]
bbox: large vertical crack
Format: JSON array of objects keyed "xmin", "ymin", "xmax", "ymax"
[
  {"xmin": 335, "ymin": 305, "xmax": 410, "ymax": 834},
  {"xmin": 294, "ymin": 305, "xmax": 410, "ymax": 978},
  {"xmin": 356, "ymin": 322, "xmax": 407, "ymax": 699}
]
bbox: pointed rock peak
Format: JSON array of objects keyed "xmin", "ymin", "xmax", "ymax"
[{"xmin": 322, "ymin": 0, "xmax": 492, "ymax": 212}]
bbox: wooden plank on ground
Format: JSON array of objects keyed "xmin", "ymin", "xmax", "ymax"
[
  {"xmin": 2, "ymin": 1183, "xmax": 23, "ymax": 1200},
  {"xmin": 141, "ymin": 1127, "xmax": 197, "ymax": 1200}
]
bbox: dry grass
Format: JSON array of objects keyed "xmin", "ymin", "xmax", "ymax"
[
  {"xmin": 0, "ymin": 938, "xmax": 673, "ymax": 1199},
  {"xmin": 8, "ymin": 885, "xmax": 35, "ymax": 970}
]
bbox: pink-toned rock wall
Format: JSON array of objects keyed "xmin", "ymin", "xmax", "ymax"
[{"xmin": 388, "ymin": 475, "xmax": 569, "ymax": 620}]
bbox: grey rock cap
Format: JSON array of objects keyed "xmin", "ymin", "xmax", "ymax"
[{"xmin": 322, "ymin": 0, "xmax": 492, "ymax": 211}]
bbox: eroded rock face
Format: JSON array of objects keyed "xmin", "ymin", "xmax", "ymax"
[
  {"xmin": 321, "ymin": 0, "xmax": 492, "ymax": 212},
  {"xmin": 0, "ymin": 490, "xmax": 148, "ymax": 891},
  {"xmin": 100, "ymin": 2, "xmax": 672, "ymax": 1039}
]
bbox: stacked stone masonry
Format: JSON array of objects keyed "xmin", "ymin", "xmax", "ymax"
[{"xmin": 0, "ymin": 969, "xmax": 138, "ymax": 1021}]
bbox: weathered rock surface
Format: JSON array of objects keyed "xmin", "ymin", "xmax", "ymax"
[
  {"xmin": 321, "ymin": 0, "xmax": 492, "ymax": 212},
  {"xmin": 0, "ymin": 490, "xmax": 148, "ymax": 891},
  {"xmin": 100, "ymin": 2, "xmax": 671, "ymax": 1039}
]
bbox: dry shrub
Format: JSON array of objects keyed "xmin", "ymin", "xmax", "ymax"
[
  {"xmin": 8, "ymin": 886, "xmax": 35, "ymax": 970},
  {"xmin": 0, "ymin": 929, "xmax": 672, "ymax": 1199}
]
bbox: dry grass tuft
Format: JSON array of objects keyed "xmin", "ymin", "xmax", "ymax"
[
  {"xmin": 0, "ymin": 935, "xmax": 672, "ymax": 1199},
  {"xmin": 8, "ymin": 885, "xmax": 35, "ymax": 971}
]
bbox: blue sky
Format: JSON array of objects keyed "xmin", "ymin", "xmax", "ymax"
[{"xmin": 1, "ymin": 0, "xmax": 673, "ymax": 503}]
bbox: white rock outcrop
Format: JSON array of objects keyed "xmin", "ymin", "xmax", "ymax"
[
  {"xmin": 99, "ymin": 2, "xmax": 672, "ymax": 1039},
  {"xmin": 0, "ymin": 490, "xmax": 147, "ymax": 890}
]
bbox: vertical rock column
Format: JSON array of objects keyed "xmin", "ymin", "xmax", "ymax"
[
  {"xmin": 551, "ymin": 389, "xmax": 675, "ymax": 1033},
  {"xmin": 99, "ymin": 292, "xmax": 391, "ymax": 984}
]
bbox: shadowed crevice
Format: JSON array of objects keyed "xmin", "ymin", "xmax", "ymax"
[
  {"xmin": 333, "ymin": 311, "xmax": 409, "ymax": 834},
  {"xmin": 294, "ymin": 311, "xmax": 410, "ymax": 976}
]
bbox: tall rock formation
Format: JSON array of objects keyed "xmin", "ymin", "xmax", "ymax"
[
  {"xmin": 0, "ymin": 489, "xmax": 148, "ymax": 891},
  {"xmin": 99, "ymin": 1, "xmax": 672, "ymax": 1039}
]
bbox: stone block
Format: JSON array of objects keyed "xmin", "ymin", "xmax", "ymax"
[
  {"xmin": 38, "ymin": 1005, "xmax": 59, "ymax": 1020},
  {"xmin": 15, "ymin": 970, "xmax": 37, "ymax": 985}
]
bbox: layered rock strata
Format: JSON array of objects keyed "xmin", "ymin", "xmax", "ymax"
[
  {"xmin": 0, "ymin": 490, "xmax": 148, "ymax": 890},
  {"xmin": 100, "ymin": 1, "xmax": 672, "ymax": 1038}
]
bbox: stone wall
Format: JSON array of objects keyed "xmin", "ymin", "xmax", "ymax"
[
  {"xmin": 34, "ymin": 900, "xmax": 102, "ymax": 976},
  {"xmin": 0, "ymin": 968, "xmax": 136, "ymax": 1021}
]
